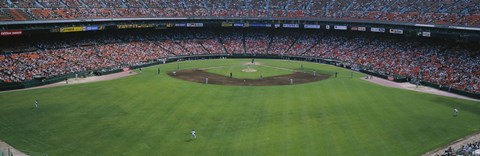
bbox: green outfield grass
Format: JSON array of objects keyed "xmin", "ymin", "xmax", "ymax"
[{"xmin": 0, "ymin": 59, "xmax": 479, "ymax": 156}]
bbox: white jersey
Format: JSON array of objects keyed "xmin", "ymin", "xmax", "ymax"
[{"xmin": 191, "ymin": 131, "xmax": 196, "ymax": 135}]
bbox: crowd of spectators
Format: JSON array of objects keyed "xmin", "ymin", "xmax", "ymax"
[
  {"xmin": 218, "ymin": 31, "xmax": 244, "ymax": 54},
  {"xmin": 245, "ymin": 30, "xmax": 270, "ymax": 54},
  {"xmin": 269, "ymin": 31, "xmax": 300, "ymax": 55},
  {"xmin": 437, "ymin": 140, "xmax": 480, "ymax": 156},
  {"xmin": 285, "ymin": 32, "xmax": 318, "ymax": 56},
  {"xmin": 0, "ymin": 29, "xmax": 479, "ymax": 94},
  {"xmin": 1, "ymin": 0, "xmax": 479, "ymax": 26}
]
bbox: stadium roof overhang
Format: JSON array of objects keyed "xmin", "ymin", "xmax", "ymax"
[{"xmin": 1, "ymin": 17, "xmax": 479, "ymax": 32}]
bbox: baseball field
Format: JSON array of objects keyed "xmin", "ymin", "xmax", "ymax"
[{"xmin": 0, "ymin": 59, "xmax": 479, "ymax": 156}]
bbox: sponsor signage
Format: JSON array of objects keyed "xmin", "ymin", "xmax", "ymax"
[
  {"xmin": 422, "ymin": 32, "xmax": 431, "ymax": 37},
  {"xmin": 234, "ymin": 23, "xmax": 244, "ymax": 27},
  {"xmin": 274, "ymin": 24, "xmax": 281, "ymax": 28},
  {"xmin": 283, "ymin": 24, "xmax": 299, "ymax": 28},
  {"xmin": 351, "ymin": 26, "xmax": 367, "ymax": 31},
  {"xmin": 117, "ymin": 24, "xmax": 154, "ymax": 29},
  {"xmin": 0, "ymin": 30, "xmax": 22, "ymax": 36},
  {"xmin": 166, "ymin": 23, "xmax": 175, "ymax": 27},
  {"xmin": 84, "ymin": 26, "xmax": 102, "ymax": 31},
  {"xmin": 371, "ymin": 27, "xmax": 385, "ymax": 33},
  {"xmin": 186, "ymin": 23, "xmax": 203, "ymax": 27},
  {"xmin": 221, "ymin": 22, "xmax": 233, "ymax": 27},
  {"xmin": 304, "ymin": 24, "xmax": 320, "ymax": 29},
  {"xmin": 174, "ymin": 23, "xmax": 187, "ymax": 27},
  {"xmin": 389, "ymin": 29, "xmax": 403, "ymax": 34},
  {"xmin": 249, "ymin": 23, "xmax": 271, "ymax": 27},
  {"xmin": 334, "ymin": 25, "xmax": 347, "ymax": 30},
  {"xmin": 388, "ymin": 76, "xmax": 394, "ymax": 81},
  {"xmin": 60, "ymin": 26, "xmax": 84, "ymax": 32},
  {"xmin": 325, "ymin": 25, "xmax": 330, "ymax": 29}
]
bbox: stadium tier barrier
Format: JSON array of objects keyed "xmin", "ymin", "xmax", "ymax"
[
  {"xmin": 0, "ymin": 54, "xmax": 478, "ymax": 99},
  {"xmin": 421, "ymin": 81, "xmax": 480, "ymax": 99}
]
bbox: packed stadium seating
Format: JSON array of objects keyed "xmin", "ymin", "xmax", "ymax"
[
  {"xmin": 0, "ymin": 0, "xmax": 479, "ymax": 26},
  {"xmin": 438, "ymin": 140, "xmax": 480, "ymax": 156},
  {"xmin": 1, "ymin": 29, "xmax": 479, "ymax": 94}
]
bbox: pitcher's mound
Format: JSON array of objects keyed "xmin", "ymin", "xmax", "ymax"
[{"xmin": 242, "ymin": 68, "xmax": 257, "ymax": 72}]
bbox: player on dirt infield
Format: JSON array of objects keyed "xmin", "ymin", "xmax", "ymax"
[{"xmin": 191, "ymin": 130, "xmax": 196, "ymax": 139}]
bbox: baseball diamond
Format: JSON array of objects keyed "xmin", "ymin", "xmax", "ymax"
[
  {"xmin": 0, "ymin": 59, "xmax": 479, "ymax": 156},
  {"xmin": 1, "ymin": 1, "xmax": 480, "ymax": 155}
]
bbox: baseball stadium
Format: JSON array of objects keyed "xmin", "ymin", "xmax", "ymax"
[{"xmin": 0, "ymin": 0, "xmax": 480, "ymax": 156}]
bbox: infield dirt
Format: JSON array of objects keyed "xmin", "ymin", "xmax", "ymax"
[{"xmin": 168, "ymin": 69, "xmax": 330, "ymax": 86}]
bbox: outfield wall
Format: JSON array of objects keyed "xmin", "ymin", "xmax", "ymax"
[{"xmin": 1, "ymin": 55, "xmax": 478, "ymax": 99}]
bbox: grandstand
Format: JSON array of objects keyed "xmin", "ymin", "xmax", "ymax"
[
  {"xmin": 0, "ymin": 29, "xmax": 478, "ymax": 95},
  {"xmin": 0, "ymin": 0, "xmax": 478, "ymax": 26}
]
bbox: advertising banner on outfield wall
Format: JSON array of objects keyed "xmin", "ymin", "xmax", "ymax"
[
  {"xmin": 389, "ymin": 29, "xmax": 404, "ymax": 34},
  {"xmin": 0, "ymin": 30, "xmax": 23, "ymax": 36},
  {"xmin": 304, "ymin": 24, "xmax": 320, "ymax": 29},
  {"xmin": 326, "ymin": 25, "xmax": 330, "ymax": 29},
  {"xmin": 274, "ymin": 24, "xmax": 281, "ymax": 28},
  {"xmin": 334, "ymin": 25, "xmax": 347, "ymax": 30},
  {"xmin": 371, "ymin": 27, "xmax": 385, "ymax": 33}
]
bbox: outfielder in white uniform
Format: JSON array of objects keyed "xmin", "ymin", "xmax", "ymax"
[
  {"xmin": 34, "ymin": 100, "xmax": 38, "ymax": 109},
  {"xmin": 191, "ymin": 130, "xmax": 196, "ymax": 139}
]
